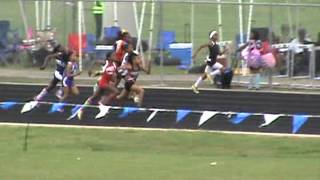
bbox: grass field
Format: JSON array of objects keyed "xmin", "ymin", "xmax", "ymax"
[{"xmin": 0, "ymin": 125, "xmax": 319, "ymax": 180}]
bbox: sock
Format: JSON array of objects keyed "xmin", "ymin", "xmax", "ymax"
[
  {"xmin": 249, "ymin": 74, "xmax": 255, "ymax": 88},
  {"xmin": 210, "ymin": 69, "xmax": 221, "ymax": 76},
  {"xmin": 194, "ymin": 77, "xmax": 202, "ymax": 87},
  {"xmin": 84, "ymin": 98, "xmax": 93, "ymax": 106},
  {"xmin": 35, "ymin": 88, "xmax": 48, "ymax": 101},
  {"xmin": 255, "ymin": 73, "xmax": 261, "ymax": 88}
]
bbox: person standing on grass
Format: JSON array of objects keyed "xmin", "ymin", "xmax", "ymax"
[
  {"xmin": 191, "ymin": 30, "xmax": 227, "ymax": 94},
  {"xmin": 34, "ymin": 44, "xmax": 73, "ymax": 101},
  {"xmin": 77, "ymin": 52, "xmax": 119, "ymax": 119}
]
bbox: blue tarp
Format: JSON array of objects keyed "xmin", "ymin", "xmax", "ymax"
[{"xmin": 157, "ymin": 31, "xmax": 176, "ymax": 50}]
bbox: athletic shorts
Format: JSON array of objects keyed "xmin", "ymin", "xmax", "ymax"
[
  {"xmin": 54, "ymin": 70, "xmax": 63, "ymax": 81},
  {"xmin": 124, "ymin": 80, "xmax": 135, "ymax": 91},
  {"xmin": 204, "ymin": 62, "xmax": 223, "ymax": 73},
  {"xmin": 62, "ymin": 77, "xmax": 74, "ymax": 88}
]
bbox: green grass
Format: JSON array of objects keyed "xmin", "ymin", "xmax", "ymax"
[{"xmin": 0, "ymin": 126, "xmax": 319, "ymax": 180}]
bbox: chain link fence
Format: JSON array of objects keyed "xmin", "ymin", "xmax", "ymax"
[{"xmin": 0, "ymin": 0, "xmax": 319, "ymax": 89}]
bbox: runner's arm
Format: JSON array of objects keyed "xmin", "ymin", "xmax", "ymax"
[
  {"xmin": 40, "ymin": 53, "xmax": 60, "ymax": 70},
  {"xmin": 236, "ymin": 42, "xmax": 250, "ymax": 52},
  {"xmin": 88, "ymin": 60, "xmax": 105, "ymax": 76},
  {"xmin": 137, "ymin": 56, "xmax": 150, "ymax": 74},
  {"xmin": 66, "ymin": 63, "xmax": 81, "ymax": 77},
  {"xmin": 192, "ymin": 43, "xmax": 210, "ymax": 60}
]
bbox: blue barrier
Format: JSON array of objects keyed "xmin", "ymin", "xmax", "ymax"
[
  {"xmin": 157, "ymin": 31, "xmax": 176, "ymax": 50},
  {"xmin": 85, "ymin": 33, "xmax": 96, "ymax": 53},
  {"xmin": 104, "ymin": 26, "xmax": 121, "ymax": 39},
  {"xmin": 168, "ymin": 43, "xmax": 192, "ymax": 69}
]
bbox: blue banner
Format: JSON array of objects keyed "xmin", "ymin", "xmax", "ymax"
[
  {"xmin": 0, "ymin": 101, "xmax": 17, "ymax": 110},
  {"xmin": 292, "ymin": 115, "xmax": 308, "ymax": 134},
  {"xmin": 118, "ymin": 107, "xmax": 139, "ymax": 118},
  {"xmin": 49, "ymin": 103, "xmax": 65, "ymax": 113},
  {"xmin": 231, "ymin": 113, "xmax": 251, "ymax": 124},
  {"xmin": 176, "ymin": 109, "xmax": 192, "ymax": 123}
]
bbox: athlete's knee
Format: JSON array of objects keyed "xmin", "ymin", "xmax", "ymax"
[
  {"xmin": 46, "ymin": 84, "xmax": 55, "ymax": 92},
  {"xmin": 112, "ymin": 87, "xmax": 120, "ymax": 94},
  {"xmin": 74, "ymin": 90, "xmax": 79, "ymax": 96},
  {"xmin": 139, "ymin": 88, "xmax": 145, "ymax": 95}
]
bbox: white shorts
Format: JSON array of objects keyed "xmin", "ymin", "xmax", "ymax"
[
  {"xmin": 54, "ymin": 70, "xmax": 63, "ymax": 81},
  {"xmin": 204, "ymin": 62, "xmax": 223, "ymax": 73}
]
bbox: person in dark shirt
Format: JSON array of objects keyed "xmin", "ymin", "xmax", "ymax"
[
  {"xmin": 191, "ymin": 30, "xmax": 227, "ymax": 94},
  {"xmin": 33, "ymin": 44, "xmax": 73, "ymax": 101}
]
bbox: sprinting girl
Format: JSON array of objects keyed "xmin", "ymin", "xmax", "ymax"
[
  {"xmin": 58, "ymin": 52, "xmax": 81, "ymax": 106},
  {"xmin": 191, "ymin": 30, "xmax": 227, "ymax": 94},
  {"xmin": 116, "ymin": 44, "xmax": 150, "ymax": 107},
  {"xmin": 77, "ymin": 52, "xmax": 119, "ymax": 119},
  {"xmin": 34, "ymin": 44, "xmax": 73, "ymax": 101}
]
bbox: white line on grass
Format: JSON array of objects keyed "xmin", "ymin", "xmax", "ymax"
[{"xmin": 0, "ymin": 122, "xmax": 319, "ymax": 138}]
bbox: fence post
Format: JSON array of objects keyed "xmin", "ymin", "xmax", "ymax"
[
  {"xmin": 158, "ymin": 0, "xmax": 164, "ymax": 85},
  {"xmin": 310, "ymin": 45, "xmax": 315, "ymax": 79},
  {"xmin": 267, "ymin": 4, "xmax": 273, "ymax": 88}
]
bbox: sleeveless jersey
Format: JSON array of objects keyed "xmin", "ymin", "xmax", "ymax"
[
  {"xmin": 98, "ymin": 60, "xmax": 117, "ymax": 88},
  {"xmin": 64, "ymin": 61, "xmax": 78, "ymax": 79},
  {"xmin": 114, "ymin": 39, "xmax": 128, "ymax": 64},
  {"xmin": 56, "ymin": 51, "xmax": 71, "ymax": 75},
  {"xmin": 206, "ymin": 42, "xmax": 221, "ymax": 66},
  {"xmin": 123, "ymin": 51, "xmax": 140, "ymax": 82}
]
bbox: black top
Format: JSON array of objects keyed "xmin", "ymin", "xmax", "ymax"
[
  {"xmin": 207, "ymin": 42, "xmax": 221, "ymax": 66},
  {"xmin": 55, "ymin": 51, "xmax": 71, "ymax": 74}
]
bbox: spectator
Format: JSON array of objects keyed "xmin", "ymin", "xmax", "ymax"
[
  {"xmin": 289, "ymin": 28, "xmax": 313, "ymax": 76},
  {"xmin": 315, "ymin": 32, "xmax": 320, "ymax": 76},
  {"xmin": 92, "ymin": 0, "xmax": 104, "ymax": 40},
  {"xmin": 238, "ymin": 30, "xmax": 263, "ymax": 90},
  {"xmin": 290, "ymin": 28, "xmax": 312, "ymax": 45},
  {"xmin": 279, "ymin": 24, "xmax": 292, "ymax": 43}
]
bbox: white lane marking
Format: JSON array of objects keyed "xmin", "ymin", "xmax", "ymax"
[{"xmin": 0, "ymin": 122, "xmax": 319, "ymax": 138}]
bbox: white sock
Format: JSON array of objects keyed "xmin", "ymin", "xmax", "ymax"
[
  {"xmin": 194, "ymin": 77, "xmax": 202, "ymax": 87},
  {"xmin": 210, "ymin": 69, "xmax": 221, "ymax": 76},
  {"xmin": 255, "ymin": 73, "xmax": 261, "ymax": 88},
  {"xmin": 35, "ymin": 88, "xmax": 47, "ymax": 101},
  {"xmin": 248, "ymin": 74, "xmax": 255, "ymax": 88}
]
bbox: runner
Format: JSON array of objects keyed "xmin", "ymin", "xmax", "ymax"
[
  {"xmin": 116, "ymin": 44, "xmax": 150, "ymax": 107},
  {"xmin": 77, "ymin": 52, "xmax": 118, "ymax": 119},
  {"xmin": 191, "ymin": 30, "xmax": 227, "ymax": 94},
  {"xmin": 58, "ymin": 52, "xmax": 81, "ymax": 108},
  {"xmin": 114, "ymin": 30, "xmax": 131, "ymax": 67},
  {"xmin": 34, "ymin": 44, "xmax": 73, "ymax": 101}
]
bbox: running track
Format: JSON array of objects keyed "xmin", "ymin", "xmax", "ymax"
[{"xmin": 0, "ymin": 83, "xmax": 319, "ymax": 135}]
